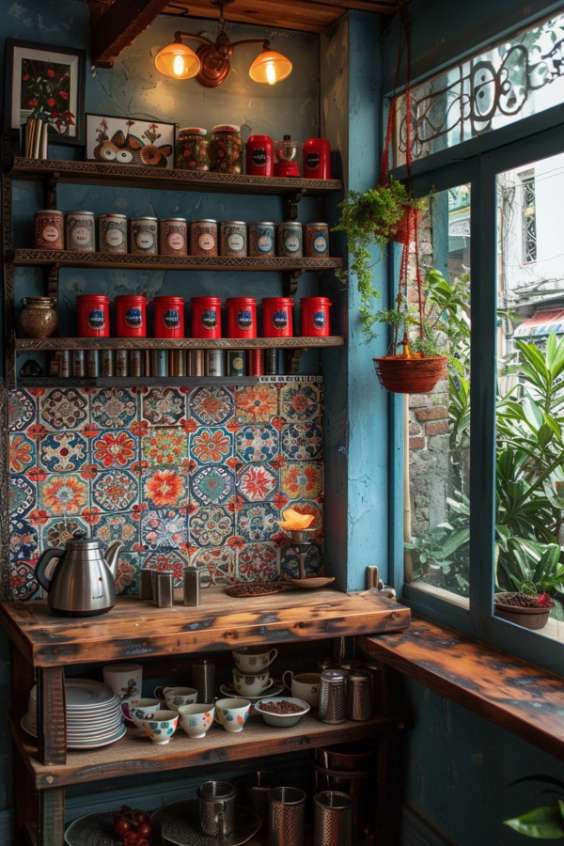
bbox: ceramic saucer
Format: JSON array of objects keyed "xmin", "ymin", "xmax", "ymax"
[{"xmin": 219, "ymin": 680, "xmax": 284, "ymax": 702}]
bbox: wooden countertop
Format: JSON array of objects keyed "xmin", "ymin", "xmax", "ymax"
[
  {"xmin": 0, "ymin": 588, "xmax": 410, "ymax": 668},
  {"xmin": 360, "ymin": 619, "xmax": 564, "ymax": 759}
]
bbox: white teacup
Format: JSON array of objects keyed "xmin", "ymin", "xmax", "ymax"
[
  {"xmin": 103, "ymin": 663, "xmax": 143, "ymax": 701},
  {"xmin": 232, "ymin": 647, "xmax": 278, "ymax": 674},
  {"xmin": 282, "ymin": 671, "xmax": 321, "ymax": 707},
  {"xmin": 232, "ymin": 668, "xmax": 274, "ymax": 698},
  {"xmin": 154, "ymin": 685, "xmax": 198, "ymax": 710},
  {"xmin": 178, "ymin": 703, "xmax": 215, "ymax": 739},
  {"xmin": 125, "ymin": 697, "xmax": 161, "ymax": 722},
  {"xmin": 215, "ymin": 698, "xmax": 251, "ymax": 733}
]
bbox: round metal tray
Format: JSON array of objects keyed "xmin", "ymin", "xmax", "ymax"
[{"xmin": 153, "ymin": 800, "xmax": 260, "ymax": 846}]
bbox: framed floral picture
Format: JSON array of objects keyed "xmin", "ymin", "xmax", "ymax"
[
  {"xmin": 86, "ymin": 114, "xmax": 175, "ymax": 168},
  {"xmin": 4, "ymin": 39, "xmax": 85, "ymax": 146}
]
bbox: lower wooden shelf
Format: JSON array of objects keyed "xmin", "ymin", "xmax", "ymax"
[
  {"xmin": 15, "ymin": 714, "xmax": 398, "ymax": 790},
  {"xmin": 15, "ymin": 336, "xmax": 344, "ymax": 351}
]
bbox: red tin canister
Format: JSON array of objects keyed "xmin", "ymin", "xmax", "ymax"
[
  {"xmin": 262, "ymin": 297, "xmax": 294, "ymax": 337},
  {"xmin": 248, "ymin": 349, "xmax": 264, "ymax": 375},
  {"xmin": 226, "ymin": 297, "xmax": 257, "ymax": 338},
  {"xmin": 301, "ymin": 296, "xmax": 332, "ymax": 336},
  {"xmin": 191, "ymin": 296, "xmax": 222, "ymax": 339},
  {"xmin": 77, "ymin": 294, "xmax": 110, "ymax": 337},
  {"xmin": 302, "ymin": 138, "xmax": 332, "ymax": 179},
  {"xmin": 115, "ymin": 294, "xmax": 148, "ymax": 337},
  {"xmin": 154, "ymin": 296, "xmax": 185, "ymax": 338},
  {"xmin": 246, "ymin": 134, "xmax": 274, "ymax": 176}
]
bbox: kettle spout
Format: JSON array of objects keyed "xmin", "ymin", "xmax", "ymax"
[{"xmin": 105, "ymin": 540, "xmax": 123, "ymax": 580}]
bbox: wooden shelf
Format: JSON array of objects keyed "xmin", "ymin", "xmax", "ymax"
[
  {"xmin": 14, "ymin": 714, "xmax": 398, "ymax": 790},
  {"xmin": 13, "ymin": 249, "xmax": 343, "ymax": 273},
  {"xmin": 18, "ymin": 376, "xmax": 317, "ymax": 388},
  {"xmin": 15, "ymin": 336, "xmax": 344, "ymax": 352},
  {"xmin": 10, "ymin": 157, "xmax": 343, "ymax": 196},
  {"xmin": 0, "ymin": 588, "xmax": 410, "ymax": 668}
]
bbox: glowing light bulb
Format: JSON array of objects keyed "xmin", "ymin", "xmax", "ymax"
[
  {"xmin": 172, "ymin": 53, "xmax": 186, "ymax": 77},
  {"xmin": 265, "ymin": 60, "xmax": 277, "ymax": 85},
  {"xmin": 154, "ymin": 41, "xmax": 201, "ymax": 80},
  {"xmin": 249, "ymin": 49, "xmax": 293, "ymax": 85}
]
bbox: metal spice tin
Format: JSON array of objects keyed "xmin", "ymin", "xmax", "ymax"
[
  {"xmin": 129, "ymin": 216, "xmax": 158, "ymax": 255},
  {"xmin": 277, "ymin": 221, "xmax": 303, "ymax": 257},
  {"xmin": 159, "ymin": 218, "xmax": 188, "ymax": 257},
  {"xmin": 220, "ymin": 221, "xmax": 247, "ymax": 257},
  {"xmin": 34, "ymin": 209, "xmax": 64, "ymax": 250},
  {"xmin": 65, "ymin": 211, "xmax": 96, "ymax": 252},
  {"xmin": 305, "ymin": 222, "xmax": 330, "ymax": 257},
  {"xmin": 190, "ymin": 220, "xmax": 218, "ymax": 257},
  {"xmin": 249, "ymin": 222, "xmax": 276, "ymax": 257},
  {"xmin": 227, "ymin": 350, "xmax": 246, "ymax": 376},
  {"xmin": 205, "ymin": 349, "xmax": 225, "ymax": 376},
  {"xmin": 98, "ymin": 213, "xmax": 128, "ymax": 255}
]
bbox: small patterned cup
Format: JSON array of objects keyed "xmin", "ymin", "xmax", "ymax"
[
  {"xmin": 215, "ymin": 698, "xmax": 251, "ymax": 733},
  {"xmin": 233, "ymin": 668, "xmax": 274, "ymax": 697},
  {"xmin": 125, "ymin": 697, "xmax": 161, "ymax": 722},
  {"xmin": 154, "ymin": 686, "xmax": 199, "ymax": 710},
  {"xmin": 136, "ymin": 709, "xmax": 178, "ymax": 745},
  {"xmin": 232, "ymin": 647, "xmax": 278, "ymax": 674},
  {"xmin": 177, "ymin": 703, "xmax": 215, "ymax": 738}
]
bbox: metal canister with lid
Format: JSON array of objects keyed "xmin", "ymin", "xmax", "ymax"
[
  {"xmin": 190, "ymin": 219, "xmax": 218, "ymax": 257},
  {"xmin": 98, "ymin": 213, "xmax": 128, "ymax": 254},
  {"xmin": 159, "ymin": 218, "xmax": 188, "ymax": 257},
  {"xmin": 220, "ymin": 221, "xmax": 247, "ymax": 257},
  {"xmin": 305, "ymin": 222, "xmax": 330, "ymax": 257},
  {"xmin": 277, "ymin": 221, "xmax": 303, "ymax": 257},
  {"xmin": 318, "ymin": 669, "xmax": 347, "ymax": 724},
  {"xmin": 249, "ymin": 222, "xmax": 276, "ymax": 257},
  {"xmin": 34, "ymin": 209, "xmax": 64, "ymax": 250},
  {"xmin": 65, "ymin": 211, "xmax": 96, "ymax": 252},
  {"xmin": 130, "ymin": 216, "xmax": 158, "ymax": 256}
]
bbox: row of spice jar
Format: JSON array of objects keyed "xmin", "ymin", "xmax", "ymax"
[
  {"xmin": 34, "ymin": 211, "xmax": 331, "ymax": 258},
  {"xmin": 77, "ymin": 294, "xmax": 332, "ymax": 338},
  {"xmin": 176, "ymin": 127, "xmax": 331, "ymax": 179}
]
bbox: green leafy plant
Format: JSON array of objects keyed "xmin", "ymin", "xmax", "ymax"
[{"xmin": 504, "ymin": 776, "xmax": 564, "ymax": 839}]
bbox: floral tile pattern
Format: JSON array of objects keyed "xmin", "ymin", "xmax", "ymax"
[{"xmin": 6, "ymin": 381, "xmax": 324, "ymax": 599}]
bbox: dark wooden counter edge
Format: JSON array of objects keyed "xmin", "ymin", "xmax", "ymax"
[{"xmin": 359, "ymin": 619, "xmax": 564, "ymax": 760}]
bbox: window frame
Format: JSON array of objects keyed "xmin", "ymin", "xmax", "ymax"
[{"xmin": 388, "ymin": 115, "xmax": 564, "ymax": 676}]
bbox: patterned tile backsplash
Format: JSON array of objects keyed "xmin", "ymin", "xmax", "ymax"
[{"xmin": 7, "ymin": 381, "xmax": 324, "ymax": 600}]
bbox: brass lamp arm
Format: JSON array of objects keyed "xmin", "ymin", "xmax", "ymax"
[{"xmin": 174, "ymin": 30, "xmax": 269, "ymax": 53}]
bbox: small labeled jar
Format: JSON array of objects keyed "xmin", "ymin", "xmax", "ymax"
[
  {"xmin": 65, "ymin": 211, "xmax": 96, "ymax": 252},
  {"xmin": 191, "ymin": 296, "xmax": 222, "ymax": 339},
  {"xmin": 175, "ymin": 127, "xmax": 209, "ymax": 171},
  {"xmin": 191, "ymin": 220, "xmax": 218, "ymax": 257},
  {"xmin": 159, "ymin": 218, "xmax": 188, "ymax": 257},
  {"xmin": 115, "ymin": 294, "xmax": 148, "ymax": 337},
  {"xmin": 302, "ymin": 138, "xmax": 332, "ymax": 179},
  {"xmin": 220, "ymin": 221, "xmax": 247, "ymax": 257},
  {"xmin": 17, "ymin": 297, "xmax": 58, "ymax": 338},
  {"xmin": 305, "ymin": 222, "xmax": 330, "ymax": 257},
  {"xmin": 277, "ymin": 221, "xmax": 303, "ymax": 257},
  {"xmin": 262, "ymin": 297, "xmax": 294, "ymax": 337},
  {"xmin": 210, "ymin": 125, "xmax": 242, "ymax": 174},
  {"xmin": 34, "ymin": 210, "xmax": 64, "ymax": 250},
  {"xmin": 98, "ymin": 213, "xmax": 128, "ymax": 255},
  {"xmin": 130, "ymin": 217, "xmax": 158, "ymax": 255},
  {"xmin": 77, "ymin": 294, "xmax": 110, "ymax": 337},
  {"xmin": 246, "ymin": 134, "xmax": 273, "ymax": 176},
  {"xmin": 249, "ymin": 222, "xmax": 276, "ymax": 257},
  {"xmin": 226, "ymin": 297, "xmax": 257, "ymax": 338},
  {"xmin": 301, "ymin": 296, "xmax": 332, "ymax": 337},
  {"xmin": 275, "ymin": 135, "xmax": 300, "ymax": 177},
  {"xmin": 154, "ymin": 296, "xmax": 185, "ymax": 338}
]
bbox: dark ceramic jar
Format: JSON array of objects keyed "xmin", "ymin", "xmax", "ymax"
[{"xmin": 18, "ymin": 297, "xmax": 58, "ymax": 338}]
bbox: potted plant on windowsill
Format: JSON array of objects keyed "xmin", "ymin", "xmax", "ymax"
[{"xmin": 494, "ymin": 543, "xmax": 563, "ymax": 631}]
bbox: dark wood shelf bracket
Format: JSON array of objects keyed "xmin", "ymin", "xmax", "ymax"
[
  {"xmin": 283, "ymin": 269, "xmax": 302, "ymax": 297},
  {"xmin": 284, "ymin": 189, "xmax": 304, "ymax": 221}
]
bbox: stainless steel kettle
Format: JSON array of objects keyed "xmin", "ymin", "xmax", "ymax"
[{"xmin": 36, "ymin": 531, "xmax": 122, "ymax": 616}]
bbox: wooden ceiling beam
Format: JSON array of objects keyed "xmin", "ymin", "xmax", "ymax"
[
  {"xmin": 90, "ymin": 0, "xmax": 171, "ymax": 67},
  {"xmin": 307, "ymin": 0, "xmax": 398, "ymax": 12}
]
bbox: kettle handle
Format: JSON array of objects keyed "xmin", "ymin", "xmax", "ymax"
[{"xmin": 36, "ymin": 548, "xmax": 65, "ymax": 593}]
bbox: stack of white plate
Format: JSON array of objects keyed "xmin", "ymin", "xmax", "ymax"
[{"xmin": 22, "ymin": 679, "xmax": 126, "ymax": 750}]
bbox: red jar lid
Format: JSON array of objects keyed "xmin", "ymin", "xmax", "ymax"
[
  {"xmin": 227, "ymin": 297, "xmax": 256, "ymax": 306},
  {"xmin": 77, "ymin": 294, "xmax": 110, "ymax": 304},
  {"xmin": 304, "ymin": 137, "xmax": 330, "ymax": 146},
  {"xmin": 192, "ymin": 296, "xmax": 222, "ymax": 305},
  {"xmin": 154, "ymin": 296, "xmax": 184, "ymax": 305},
  {"xmin": 116, "ymin": 295, "xmax": 147, "ymax": 304},
  {"xmin": 301, "ymin": 296, "xmax": 332, "ymax": 305},
  {"xmin": 263, "ymin": 297, "xmax": 294, "ymax": 306},
  {"xmin": 247, "ymin": 134, "xmax": 272, "ymax": 144}
]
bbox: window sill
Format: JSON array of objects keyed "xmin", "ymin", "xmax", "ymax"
[{"xmin": 359, "ymin": 618, "xmax": 564, "ymax": 759}]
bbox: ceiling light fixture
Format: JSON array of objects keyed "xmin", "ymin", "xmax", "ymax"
[{"xmin": 154, "ymin": 0, "xmax": 293, "ymax": 88}]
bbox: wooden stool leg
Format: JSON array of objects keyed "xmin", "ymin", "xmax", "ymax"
[
  {"xmin": 37, "ymin": 667, "xmax": 66, "ymax": 766},
  {"xmin": 38, "ymin": 788, "xmax": 65, "ymax": 846}
]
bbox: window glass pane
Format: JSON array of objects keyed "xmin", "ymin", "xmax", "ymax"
[
  {"xmin": 495, "ymin": 152, "xmax": 564, "ymax": 643},
  {"xmin": 404, "ymin": 185, "xmax": 471, "ymax": 601},
  {"xmin": 394, "ymin": 12, "xmax": 564, "ymax": 165}
]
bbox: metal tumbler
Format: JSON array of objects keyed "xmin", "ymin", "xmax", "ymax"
[
  {"xmin": 347, "ymin": 671, "xmax": 373, "ymax": 721},
  {"xmin": 319, "ymin": 670, "xmax": 347, "ymax": 724},
  {"xmin": 157, "ymin": 571, "xmax": 174, "ymax": 608},
  {"xmin": 314, "ymin": 791, "xmax": 353, "ymax": 846},
  {"xmin": 198, "ymin": 780, "xmax": 236, "ymax": 837},
  {"xmin": 191, "ymin": 658, "xmax": 216, "ymax": 703},
  {"xmin": 268, "ymin": 786, "xmax": 306, "ymax": 846}
]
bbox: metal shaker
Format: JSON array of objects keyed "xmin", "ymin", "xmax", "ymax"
[
  {"xmin": 314, "ymin": 791, "xmax": 353, "ymax": 846},
  {"xmin": 318, "ymin": 670, "xmax": 347, "ymax": 724},
  {"xmin": 346, "ymin": 671, "xmax": 373, "ymax": 721},
  {"xmin": 198, "ymin": 780, "xmax": 236, "ymax": 837},
  {"xmin": 268, "ymin": 786, "xmax": 305, "ymax": 846},
  {"xmin": 183, "ymin": 566, "xmax": 212, "ymax": 606},
  {"xmin": 157, "ymin": 571, "xmax": 174, "ymax": 608},
  {"xmin": 191, "ymin": 658, "xmax": 216, "ymax": 703}
]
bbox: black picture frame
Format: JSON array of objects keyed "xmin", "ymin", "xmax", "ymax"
[{"xmin": 4, "ymin": 38, "xmax": 86, "ymax": 147}]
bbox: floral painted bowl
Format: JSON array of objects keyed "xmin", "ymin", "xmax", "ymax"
[
  {"xmin": 215, "ymin": 698, "xmax": 251, "ymax": 733},
  {"xmin": 177, "ymin": 703, "xmax": 215, "ymax": 739},
  {"xmin": 136, "ymin": 709, "xmax": 179, "ymax": 745}
]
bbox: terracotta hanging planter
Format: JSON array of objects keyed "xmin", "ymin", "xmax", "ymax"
[
  {"xmin": 392, "ymin": 206, "xmax": 421, "ymax": 244},
  {"xmin": 373, "ymin": 354, "xmax": 448, "ymax": 394}
]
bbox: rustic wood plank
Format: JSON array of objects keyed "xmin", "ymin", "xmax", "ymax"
[
  {"xmin": 37, "ymin": 668, "xmax": 67, "ymax": 766},
  {"xmin": 37, "ymin": 788, "xmax": 65, "ymax": 846},
  {"xmin": 90, "ymin": 0, "xmax": 170, "ymax": 66},
  {"xmin": 15, "ymin": 335, "xmax": 345, "ymax": 353},
  {"xmin": 16, "ymin": 714, "xmax": 399, "ymax": 789},
  {"xmin": 0, "ymin": 589, "xmax": 410, "ymax": 667},
  {"xmin": 10, "ymin": 157, "xmax": 343, "ymax": 195},
  {"xmin": 359, "ymin": 619, "xmax": 564, "ymax": 759}
]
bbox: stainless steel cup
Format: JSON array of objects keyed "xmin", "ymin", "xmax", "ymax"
[
  {"xmin": 347, "ymin": 671, "xmax": 373, "ymax": 720},
  {"xmin": 318, "ymin": 670, "xmax": 347, "ymax": 724},
  {"xmin": 198, "ymin": 780, "xmax": 236, "ymax": 837},
  {"xmin": 268, "ymin": 786, "xmax": 305, "ymax": 846},
  {"xmin": 191, "ymin": 658, "xmax": 216, "ymax": 703},
  {"xmin": 314, "ymin": 791, "xmax": 353, "ymax": 846}
]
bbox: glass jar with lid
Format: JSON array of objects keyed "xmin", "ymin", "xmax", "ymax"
[
  {"xmin": 210, "ymin": 124, "xmax": 243, "ymax": 174},
  {"xmin": 175, "ymin": 127, "xmax": 210, "ymax": 171}
]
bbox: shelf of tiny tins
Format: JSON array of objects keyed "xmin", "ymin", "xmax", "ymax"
[{"xmin": 6, "ymin": 158, "xmax": 344, "ymax": 386}]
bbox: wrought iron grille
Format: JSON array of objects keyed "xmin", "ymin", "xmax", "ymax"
[{"xmin": 520, "ymin": 172, "xmax": 537, "ymax": 264}]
